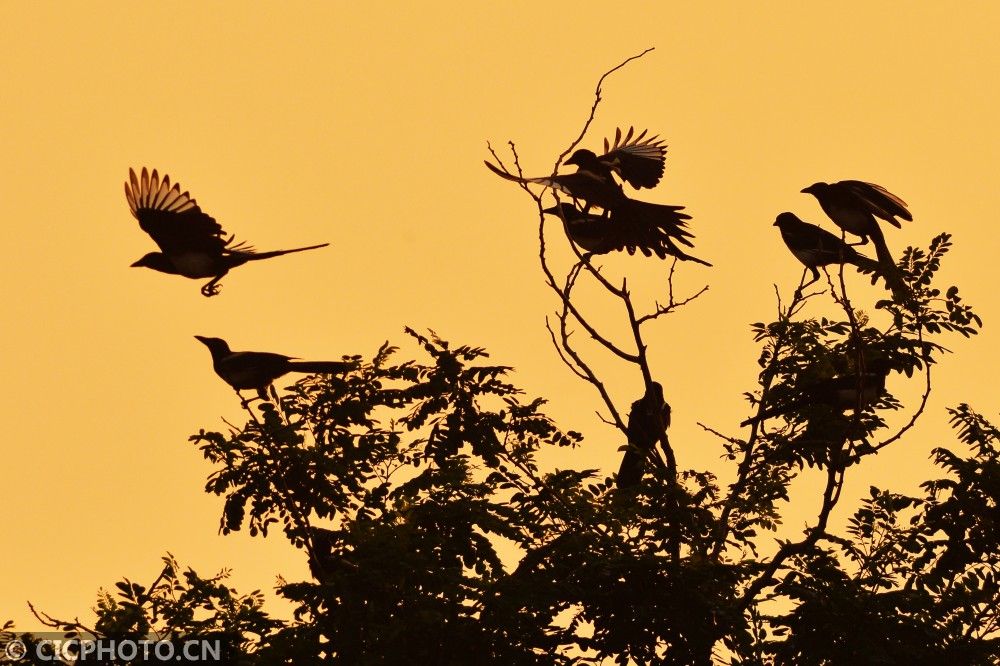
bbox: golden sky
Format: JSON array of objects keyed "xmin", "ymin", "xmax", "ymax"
[{"xmin": 2, "ymin": 2, "xmax": 998, "ymax": 628}]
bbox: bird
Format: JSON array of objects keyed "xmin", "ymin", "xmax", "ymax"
[
  {"xmin": 194, "ymin": 336, "xmax": 355, "ymax": 403},
  {"xmin": 484, "ymin": 129, "xmax": 706, "ymax": 263},
  {"xmin": 566, "ymin": 126, "xmax": 669, "ymax": 191},
  {"xmin": 125, "ymin": 168, "xmax": 329, "ymax": 296},
  {"xmin": 773, "ymin": 212, "xmax": 880, "ymax": 287},
  {"xmin": 543, "ymin": 203, "xmax": 711, "ymax": 266},
  {"xmin": 801, "ymin": 180, "xmax": 912, "ymax": 300},
  {"xmin": 617, "ymin": 382, "xmax": 671, "ymax": 488},
  {"xmin": 740, "ymin": 358, "xmax": 892, "ymax": 428}
]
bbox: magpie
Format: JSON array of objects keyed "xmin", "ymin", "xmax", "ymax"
[
  {"xmin": 740, "ymin": 358, "xmax": 892, "ymax": 428},
  {"xmin": 773, "ymin": 212, "xmax": 880, "ymax": 286},
  {"xmin": 125, "ymin": 168, "xmax": 329, "ymax": 296},
  {"xmin": 567, "ymin": 126, "xmax": 669, "ymax": 190},
  {"xmin": 543, "ymin": 203, "xmax": 711, "ymax": 266},
  {"xmin": 617, "ymin": 382, "xmax": 671, "ymax": 488},
  {"xmin": 194, "ymin": 336, "xmax": 355, "ymax": 402},
  {"xmin": 801, "ymin": 180, "xmax": 912, "ymax": 300},
  {"xmin": 484, "ymin": 128, "xmax": 699, "ymax": 250},
  {"xmin": 488, "ymin": 127, "xmax": 668, "ymax": 206}
]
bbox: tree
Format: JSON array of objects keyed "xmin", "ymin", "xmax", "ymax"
[{"xmin": 7, "ymin": 51, "xmax": 997, "ymax": 665}]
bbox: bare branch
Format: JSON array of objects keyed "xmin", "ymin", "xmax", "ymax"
[{"xmin": 554, "ymin": 47, "xmax": 656, "ymax": 170}]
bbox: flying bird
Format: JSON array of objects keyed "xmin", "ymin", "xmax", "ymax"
[
  {"xmin": 194, "ymin": 336, "xmax": 355, "ymax": 403},
  {"xmin": 801, "ymin": 180, "xmax": 912, "ymax": 300},
  {"xmin": 773, "ymin": 212, "xmax": 880, "ymax": 286},
  {"xmin": 740, "ymin": 358, "xmax": 892, "ymax": 428},
  {"xmin": 543, "ymin": 203, "xmax": 710, "ymax": 266},
  {"xmin": 125, "ymin": 168, "xmax": 329, "ymax": 296},
  {"xmin": 487, "ymin": 127, "xmax": 668, "ymax": 205},
  {"xmin": 617, "ymin": 382, "xmax": 671, "ymax": 488}
]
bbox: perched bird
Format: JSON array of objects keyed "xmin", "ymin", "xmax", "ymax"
[
  {"xmin": 485, "ymin": 129, "xmax": 706, "ymax": 263},
  {"xmin": 617, "ymin": 382, "xmax": 671, "ymax": 488},
  {"xmin": 801, "ymin": 180, "xmax": 912, "ymax": 299},
  {"xmin": 194, "ymin": 336, "xmax": 355, "ymax": 403},
  {"xmin": 773, "ymin": 212, "xmax": 880, "ymax": 286},
  {"xmin": 125, "ymin": 168, "xmax": 329, "ymax": 296},
  {"xmin": 740, "ymin": 358, "xmax": 892, "ymax": 428},
  {"xmin": 543, "ymin": 204, "xmax": 711, "ymax": 266}
]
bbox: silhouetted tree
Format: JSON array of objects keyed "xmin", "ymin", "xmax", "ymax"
[{"xmin": 9, "ymin": 51, "xmax": 997, "ymax": 666}]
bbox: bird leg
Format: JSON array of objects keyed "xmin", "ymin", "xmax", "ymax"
[
  {"xmin": 846, "ymin": 236, "xmax": 869, "ymax": 248},
  {"xmin": 201, "ymin": 277, "xmax": 223, "ymax": 297},
  {"xmin": 795, "ymin": 268, "xmax": 819, "ymax": 298},
  {"xmin": 237, "ymin": 390, "xmax": 262, "ymax": 409}
]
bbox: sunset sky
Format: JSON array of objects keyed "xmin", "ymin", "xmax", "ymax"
[{"xmin": 2, "ymin": 3, "xmax": 998, "ymax": 628}]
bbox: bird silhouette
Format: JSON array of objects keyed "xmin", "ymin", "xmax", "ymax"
[
  {"xmin": 485, "ymin": 129, "xmax": 706, "ymax": 263},
  {"xmin": 773, "ymin": 212, "xmax": 880, "ymax": 286},
  {"xmin": 543, "ymin": 203, "xmax": 710, "ymax": 265},
  {"xmin": 194, "ymin": 336, "xmax": 355, "ymax": 403},
  {"xmin": 801, "ymin": 180, "xmax": 911, "ymax": 301},
  {"xmin": 125, "ymin": 168, "xmax": 329, "ymax": 296},
  {"xmin": 617, "ymin": 382, "xmax": 671, "ymax": 488}
]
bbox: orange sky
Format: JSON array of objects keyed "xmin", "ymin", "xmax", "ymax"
[{"xmin": 2, "ymin": 3, "xmax": 998, "ymax": 629}]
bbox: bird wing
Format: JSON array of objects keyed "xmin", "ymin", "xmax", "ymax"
[
  {"xmin": 781, "ymin": 218, "xmax": 859, "ymax": 263},
  {"xmin": 125, "ymin": 167, "xmax": 231, "ymax": 254},
  {"xmin": 843, "ymin": 181, "xmax": 912, "ymax": 227},
  {"xmin": 600, "ymin": 127, "xmax": 667, "ymax": 189},
  {"xmin": 216, "ymin": 350, "xmax": 294, "ymax": 388}
]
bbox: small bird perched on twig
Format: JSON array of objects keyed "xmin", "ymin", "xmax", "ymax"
[
  {"xmin": 773, "ymin": 212, "xmax": 881, "ymax": 287},
  {"xmin": 485, "ymin": 128, "xmax": 709, "ymax": 266},
  {"xmin": 125, "ymin": 168, "xmax": 329, "ymax": 296},
  {"xmin": 801, "ymin": 180, "xmax": 912, "ymax": 301},
  {"xmin": 194, "ymin": 336, "xmax": 355, "ymax": 404},
  {"xmin": 617, "ymin": 382, "xmax": 671, "ymax": 488}
]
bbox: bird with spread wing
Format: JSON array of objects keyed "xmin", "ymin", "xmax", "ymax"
[
  {"xmin": 486, "ymin": 128, "xmax": 710, "ymax": 266},
  {"xmin": 125, "ymin": 167, "xmax": 329, "ymax": 296}
]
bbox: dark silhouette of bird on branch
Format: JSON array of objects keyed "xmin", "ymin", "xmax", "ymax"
[
  {"xmin": 740, "ymin": 358, "xmax": 893, "ymax": 428},
  {"xmin": 485, "ymin": 129, "xmax": 708, "ymax": 265},
  {"xmin": 801, "ymin": 180, "xmax": 912, "ymax": 300},
  {"xmin": 543, "ymin": 203, "xmax": 710, "ymax": 265},
  {"xmin": 194, "ymin": 336, "xmax": 355, "ymax": 403},
  {"xmin": 125, "ymin": 168, "xmax": 329, "ymax": 296},
  {"xmin": 773, "ymin": 212, "xmax": 881, "ymax": 287},
  {"xmin": 617, "ymin": 382, "xmax": 671, "ymax": 488}
]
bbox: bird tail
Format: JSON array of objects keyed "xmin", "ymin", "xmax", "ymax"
[
  {"xmin": 287, "ymin": 360, "xmax": 356, "ymax": 375},
  {"xmin": 868, "ymin": 226, "xmax": 911, "ymax": 303},
  {"xmin": 248, "ymin": 243, "xmax": 330, "ymax": 261},
  {"xmin": 484, "ymin": 160, "xmax": 528, "ymax": 183}
]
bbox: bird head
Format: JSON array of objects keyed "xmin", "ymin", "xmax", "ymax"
[
  {"xmin": 801, "ymin": 182, "xmax": 828, "ymax": 196},
  {"xmin": 774, "ymin": 211, "xmax": 805, "ymax": 229},
  {"xmin": 773, "ymin": 212, "xmax": 802, "ymax": 228},
  {"xmin": 565, "ymin": 149, "xmax": 599, "ymax": 169},
  {"xmin": 541, "ymin": 203, "xmax": 581, "ymax": 221},
  {"xmin": 194, "ymin": 335, "xmax": 231, "ymax": 358},
  {"xmin": 130, "ymin": 252, "xmax": 173, "ymax": 271}
]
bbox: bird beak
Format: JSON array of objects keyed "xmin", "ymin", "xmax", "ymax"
[
  {"xmin": 194, "ymin": 335, "xmax": 208, "ymax": 344},
  {"xmin": 129, "ymin": 259, "xmax": 142, "ymax": 267},
  {"xmin": 800, "ymin": 186, "xmax": 812, "ymax": 194}
]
